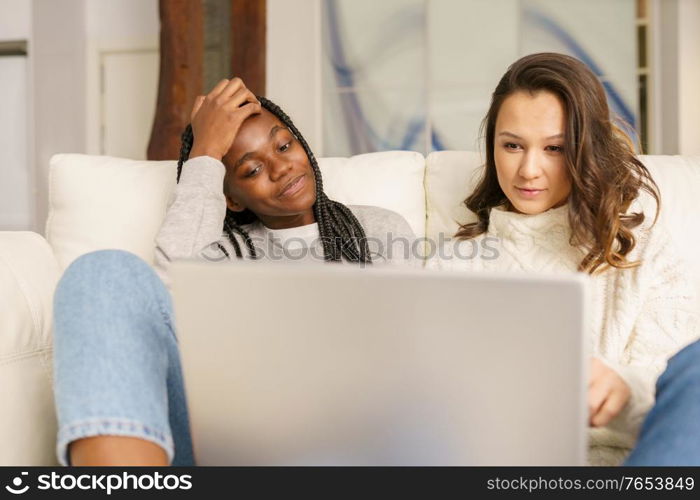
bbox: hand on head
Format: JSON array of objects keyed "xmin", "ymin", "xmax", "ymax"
[{"xmin": 189, "ymin": 78, "xmax": 262, "ymax": 161}]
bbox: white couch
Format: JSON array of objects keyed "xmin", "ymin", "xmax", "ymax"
[{"xmin": 2, "ymin": 151, "xmax": 699, "ymax": 465}]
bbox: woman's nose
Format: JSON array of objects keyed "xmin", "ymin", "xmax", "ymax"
[
  {"xmin": 269, "ymin": 161, "xmax": 292, "ymax": 181},
  {"xmin": 518, "ymin": 151, "xmax": 543, "ymax": 179}
]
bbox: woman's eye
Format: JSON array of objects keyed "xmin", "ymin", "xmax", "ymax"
[
  {"xmin": 246, "ymin": 165, "xmax": 262, "ymax": 177},
  {"xmin": 504, "ymin": 142, "xmax": 520, "ymax": 150},
  {"xmin": 279, "ymin": 142, "xmax": 291, "ymax": 152},
  {"xmin": 546, "ymin": 145, "xmax": 564, "ymax": 153}
]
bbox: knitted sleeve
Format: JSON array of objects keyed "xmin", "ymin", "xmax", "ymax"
[
  {"xmin": 604, "ymin": 223, "xmax": 700, "ymax": 444},
  {"xmin": 153, "ymin": 156, "xmax": 228, "ymax": 286}
]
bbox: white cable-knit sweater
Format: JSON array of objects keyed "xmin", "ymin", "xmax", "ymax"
[{"xmin": 428, "ymin": 204, "xmax": 700, "ymax": 466}]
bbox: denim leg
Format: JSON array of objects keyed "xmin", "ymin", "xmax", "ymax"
[
  {"xmin": 624, "ymin": 339, "xmax": 700, "ymax": 465},
  {"xmin": 53, "ymin": 249, "xmax": 194, "ymax": 465}
]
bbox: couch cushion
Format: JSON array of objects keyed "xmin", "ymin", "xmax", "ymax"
[
  {"xmin": 46, "ymin": 152, "xmax": 427, "ymax": 269},
  {"xmin": 319, "ymin": 151, "xmax": 427, "ymax": 238},
  {"xmin": 640, "ymin": 155, "xmax": 700, "ymax": 310},
  {"xmin": 46, "ymin": 154, "xmax": 177, "ymax": 270},
  {"xmin": 425, "ymin": 151, "xmax": 483, "ymax": 242},
  {"xmin": 0, "ymin": 231, "xmax": 59, "ymax": 465}
]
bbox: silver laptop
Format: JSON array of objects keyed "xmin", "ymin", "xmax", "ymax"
[{"xmin": 171, "ymin": 260, "xmax": 588, "ymax": 465}]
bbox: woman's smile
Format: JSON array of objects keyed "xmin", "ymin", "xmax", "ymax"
[{"xmin": 279, "ymin": 174, "xmax": 307, "ymax": 198}]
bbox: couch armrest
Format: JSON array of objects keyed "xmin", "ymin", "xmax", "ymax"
[{"xmin": 0, "ymin": 231, "xmax": 60, "ymax": 465}]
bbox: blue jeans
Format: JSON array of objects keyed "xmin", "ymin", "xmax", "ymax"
[
  {"xmin": 53, "ymin": 250, "xmax": 194, "ymax": 465},
  {"xmin": 54, "ymin": 250, "xmax": 700, "ymax": 466},
  {"xmin": 624, "ymin": 338, "xmax": 700, "ymax": 466}
]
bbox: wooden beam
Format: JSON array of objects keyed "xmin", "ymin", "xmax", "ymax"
[
  {"xmin": 147, "ymin": 0, "xmax": 204, "ymax": 161},
  {"xmin": 230, "ymin": 0, "xmax": 266, "ymax": 96}
]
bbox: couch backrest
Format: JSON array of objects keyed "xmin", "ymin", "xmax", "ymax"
[
  {"xmin": 46, "ymin": 152, "xmax": 426, "ymax": 270},
  {"xmin": 424, "ymin": 151, "xmax": 482, "ymax": 241},
  {"xmin": 46, "ymin": 151, "xmax": 700, "ymax": 309},
  {"xmin": 639, "ymin": 155, "xmax": 700, "ymax": 309},
  {"xmin": 46, "ymin": 154, "xmax": 176, "ymax": 271},
  {"xmin": 314, "ymin": 151, "xmax": 426, "ymax": 238}
]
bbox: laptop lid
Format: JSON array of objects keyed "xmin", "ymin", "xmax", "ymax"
[{"xmin": 171, "ymin": 261, "xmax": 588, "ymax": 465}]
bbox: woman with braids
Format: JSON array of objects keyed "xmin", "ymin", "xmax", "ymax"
[
  {"xmin": 52, "ymin": 78, "xmax": 415, "ymax": 466},
  {"xmin": 429, "ymin": 53, "xmax": 699, "ymax": 465},
  {"xmin": 156, "ymin": 78, "xmax": 413, "ymax": 274}
]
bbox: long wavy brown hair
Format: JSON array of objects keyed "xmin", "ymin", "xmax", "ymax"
[{"xmin": 456, "ymin": 52, "xmax": 660, "ymax": 274}]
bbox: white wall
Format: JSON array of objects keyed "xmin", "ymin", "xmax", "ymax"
[
  {"xmin": 651, "ymin": 0, "xmax": 677, "ymax": 154},
  {"xmin": 32, "ymin": 0, "xmax": 88, "ymax": 232},
  {"xmin": 678, "ymin": 0, "xmax": 700, "ymax": 155},
  {"xmin": 267, "ymin": 0, "xmax": 323, "ymax": 155},
  {"xmin": 84, "ymin": 0, "xmax": 159, "ymax": 156},
  {"xmin": 31, "ymin": 0, "xmax": 159, "ymax": 231},
  {"xmin": 85, "ymin": 0, "xmax": 159, "ymax": 42},
  {"xmin": 0, "ymin": 57, "xmax": 31, "ymax": 230},
  {"xmin": 0, "ymin": 0, "xmax": 31, "ymax": 40},
  {"xmin": 101, "ymin": 50, "xmax": 159, "ymax": 159},
  {"xmin": 0, "ymin": 0, "xmax": 33, "ymax": 230},
  {"xmin": 647, "ymin": 0, "xmax": 700, "ymax": 155}
]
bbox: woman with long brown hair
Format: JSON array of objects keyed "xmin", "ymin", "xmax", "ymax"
[{"xmin": 431, "ymin": 52, "xmax": 699, "ymax": 465}]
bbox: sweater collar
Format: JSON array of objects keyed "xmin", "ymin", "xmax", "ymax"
[{"xmin": 488, "ymin": 203, "xmax": 571, "ymax": 241}]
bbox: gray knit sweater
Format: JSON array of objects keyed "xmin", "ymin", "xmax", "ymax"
[{"xmin": 155, "ymin": 156, "xmax": 417, "ymax": 286}]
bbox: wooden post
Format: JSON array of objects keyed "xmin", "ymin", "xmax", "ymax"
[
  {"xmin": 230, "ymin": 0, "xmax": 266, "ymax": 96},
  {"xmin": 147, "ymin": 0, "xmax": 204, "ymax": 161}
]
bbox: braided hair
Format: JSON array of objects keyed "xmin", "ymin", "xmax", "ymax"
[{"xmin": 176, "ymin": 96, "xmax": 372, "ymax": 263}]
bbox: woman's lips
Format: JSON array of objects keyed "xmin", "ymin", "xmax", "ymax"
[
  {"xmin": 279, "ymin": 174, "xmax": 306, "ymax": 198},
  {"xmin": 516, "ymin": 187, "xmax": 545, "ymax": 198}
]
